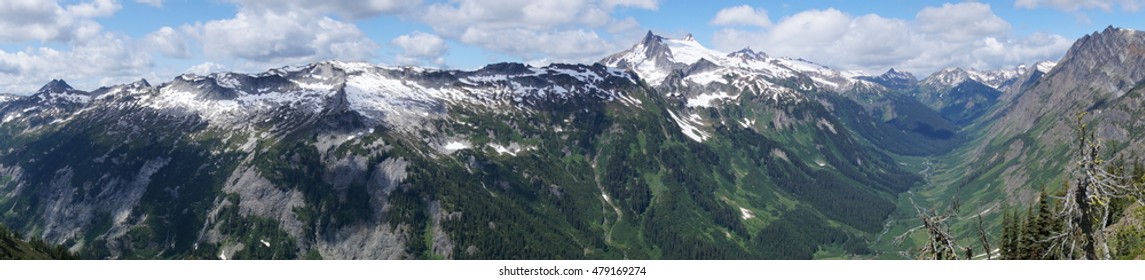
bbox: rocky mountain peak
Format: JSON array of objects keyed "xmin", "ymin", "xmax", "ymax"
[
  {"xmin": 37, "ymin": 79, "xmax": 76, "ymax": 94},
  {"xmin": 858, "ymin": 68, "xmax": 918, "ymax": 91},
  {"xmin": 727, "ymin": 47, "xmax": 767, "ymax": 61},
  {"xmin": 883, "ymin": 68, "xmax": 916, "ymax": 81},
  {"xmin": 1052, "ymin": 25, "xmax": 1145, "ymax": 97},
  {"xmin": 921, "ymin": 67, "xmax": 971, "ymax": 88},
  {"xmin": 636, "ymin": 31, "xmax": 672, "ymax": 60},
  {"xmin": 131, "ymin": 79, "xmax": 152, "ymax": 88}
]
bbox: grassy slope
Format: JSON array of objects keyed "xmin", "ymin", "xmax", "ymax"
[{"xmin": 868, "ymin": 91, "xmax": 1078, "ymax": 258}]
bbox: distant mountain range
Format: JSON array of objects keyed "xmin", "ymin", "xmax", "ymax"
[{"xmin": 2, "ymin": 26, "xmax": 1144, "ymax": 260}]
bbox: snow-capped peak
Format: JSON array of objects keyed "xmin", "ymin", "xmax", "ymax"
[
  {"xmin": 602, "ymin": 31, "xmax": 875, "ymax": 93},
  {"xmin": 0, "ymin": 93, "xmax": 17, "ymax": 104},
  {"xmin": 1034, "ymin": 61, "xmax": 1057, "ymax": 73},
  {"xmin": 857, "ymin": 68, "xmax": 918, "ymax": 91},
  {"xmin": 922, "ymin": 67, "xmax": 973, "ymax": 88},
  {"xmin": 883, "ymin": 68, "xmax": 915, "ymax": 81},
  {"xmin": 922, "ymin": 61, "xmax": 1058, "ymax": 91},
  {"xmin": 600, "ymin": 31, "xmax": 677, "ymax": 85},
  {"xmin": 967, "ymin": 67, "xmax": 1024, "ymax": 90},
  {"xmin": 131, "ymin": 79, "xmax": 152, "ymax": 88},
  {"xmin": 28, "ymin": 79, "xmax": 91, "ymax": 105},
  {"xmin": 727, "ymin": 47, "xmax": 767, "ymax": 61},
  {"xmin": 136, "ymin": 61, "xmax": 643, "ymax": 132},
  {"xmin": 662, "ymin": 35, "xmax": 729, "ymax": 66}
]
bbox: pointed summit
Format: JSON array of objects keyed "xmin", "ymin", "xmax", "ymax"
[
  {"xmin": 682, "ymin": 33, "xmax": 695, "ymax": 42},
  {"xmin": 921, "ymin": 67, "xmax": 972, "ymax": 89},
  {"xmin": 600, "ymin": 30, "xmax": 678, "ymax": 84},
  {"xmin": 883, "ymin": 68, "xmax": 915, "ymax": 80},
  {"xmin": 857, "ymin": 68, "xmax": 917, "ymax": 91},
  {"xmin": 728, "ymin": 47, "xmax": 767, "ymax": 61},
  {"xmin": 1052, "ymin": 26, "xmax": 1145, "ymax": 96},
  {"xmin": 640, "ymin": 31, "xmax": 661, "ymax": 47},
  {"xmin": 38, "ymin": 79, "xmax": 74, "ymax": 93},
  {"xmin": 28, "ymin": 79, "xmax": 90, "ymax": 104},
  {"xmin": 134, "ymin": 79, "xmax": 151, "ymax": 88}
]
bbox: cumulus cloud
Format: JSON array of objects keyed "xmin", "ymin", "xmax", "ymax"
[
  {"xmin": 916, "ymin": 2, "xmax": 1010, "ymax": 42},
  {"xmin": 185, "ymin": 62, "xmax": 228, "ymax": 76},
  {"xmin": 191, "ymin": 6, "xmax": 379, "ymax": 70},
  {"xmin": 226, "ymin": 0, "xmax": 421, "ymax": 20},
  {"xmin": 392, "ymin": 32, "xmax": 448, "ymax": 66},
  {"xmin": 0, "ymin": 33, "xmax": 153, "ymax": 93},
  {"xmin": 602, "ymin": 0, "xmax": 658, "ymax": 10},
  {"xmin": 0, "ymin": 0, "xmax": 120, "ymax": 43},
  {"xmin": 0, "ymin": 1, "xmax": 190, "ymax": 93},
  {"xmin": 712, "ymin": 2, "xmax": 1073, "ymax": 76},
  {"xmin": 420, "ymin": 0, "xmax": 659, "ymax": 64},
  {"xmin": 710, "ymin": 5, "xmax": 772, "ymax": 27},
  {"xmin": 141, "ymin": 26, "xmax": 191, "ymax": 58},
  {"xmin": 1015, "ymin": 0, "xmax": 1143, "ymax": 12}
]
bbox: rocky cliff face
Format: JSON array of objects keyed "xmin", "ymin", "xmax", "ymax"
[{"xmin": 991, "ymin": 27, "xmax": 1145, "ymax": 141}]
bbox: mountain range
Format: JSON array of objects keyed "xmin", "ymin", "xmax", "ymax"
[{"xmin": 2, "ymin": 26, "xmax": 1144, "ymax": 259}]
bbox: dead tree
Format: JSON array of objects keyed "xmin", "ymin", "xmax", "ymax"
[
  {"xmin": 1045, "ymin": 113, "xmax": 1143, "ymax": 259},
  {"xmin": 976, "ymin": 214, "xmax": 993, "ymax": 260},
  {"xmin": 896, "ymin": 195, "xmax": 966, "ymax": 260}
]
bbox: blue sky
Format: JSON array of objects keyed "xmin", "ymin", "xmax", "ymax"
[{"xmin": 1, "ymin": 0, "xmax": 1143, "ymax": 93}]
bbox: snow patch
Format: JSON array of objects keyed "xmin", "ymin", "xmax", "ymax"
[
  {"xmin": 685, "ymin": 70, "xmax": 727, "ymax": 85},
  {"xmin": 666, "ymin": 109, "xmax": 709, "ymax": 142},
  {"xmin": 488, "ymin": 142, "xmax": 533, "ymax": 156},
  {"xmin": 817, "ymin": 118, "xmax": 837, "ymax": 134},
  {"xmin": 739, "ymin": 207, "xmax": 754, "ymax": 220},
  {"xmin": 1035, "ymin": 61, "xmax": 1057, "ymax": 73},
  {"xmin": 260, "ymin": 239, "xmax": 271, "ymax": 247},
  {"xmin": 685, "ymin": 91, "xmax": 738, "ymax": 108},
  {"xmin": 616, "ymin": 93, "xmax": 643, "ymax": 107},
  {"xmin": 444, "ymin": 141, "xmax": 470, "ymax": 151},
  {"xmin": 665, "ymin": 38, "xmax": 727, "ymax": 66},
  {"xmin": 737, "ymin": 118, "xmax": 755, "ymax": 128}
]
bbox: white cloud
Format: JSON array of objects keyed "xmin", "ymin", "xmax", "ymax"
[
  {"xmin": 185, "ymin": 62, "xmax": 228, "ymax": 76},
  {"xmin": 1015, "ymin": 0, "xmax": 1143, "ymax": 12},
  {"xmin": 193, "ymin": 9, "xmax": 379, "ymax": 69},
  {"xmin": 915, "ymin": 2, "xmax": 1010, "ymax": 42},
  {"xmin": 0, "ymin": 33, "xmax": 154, "ymax": 93},
  {"xmin": 420, "ymin": 0, "xmax": 658, "ymax": 64},
  {"xmin": 135, "ymin": 0, "xmax": 163, "ymax": 7},
  {"xmin": 712, "ymin": 3, "xmax": 1072, "ymax": 76},
  {"xmin": 0, "ymin": 0, "xmax": 120, "ymax": 43},
  {"xmin": 710, "ymin": 5, "xmax": 772, "ymax": 28},
  {"xmin": 0, "ymin": 1, "xmax": 182, "ymax": 93},
  {"xmin": 227, "ymin": 0, "xmax": 421, "ymax": 20},
  {"xmin": 141, "ymin": 26, "xmax": 191, "ymax": 58},
  {"xmin": 602, "ymin": 0, "xmax": 658, "ymax": 10},
  {"xmin": 392, "ymin": 32, "xmax": 448, "ymax": 66}
]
